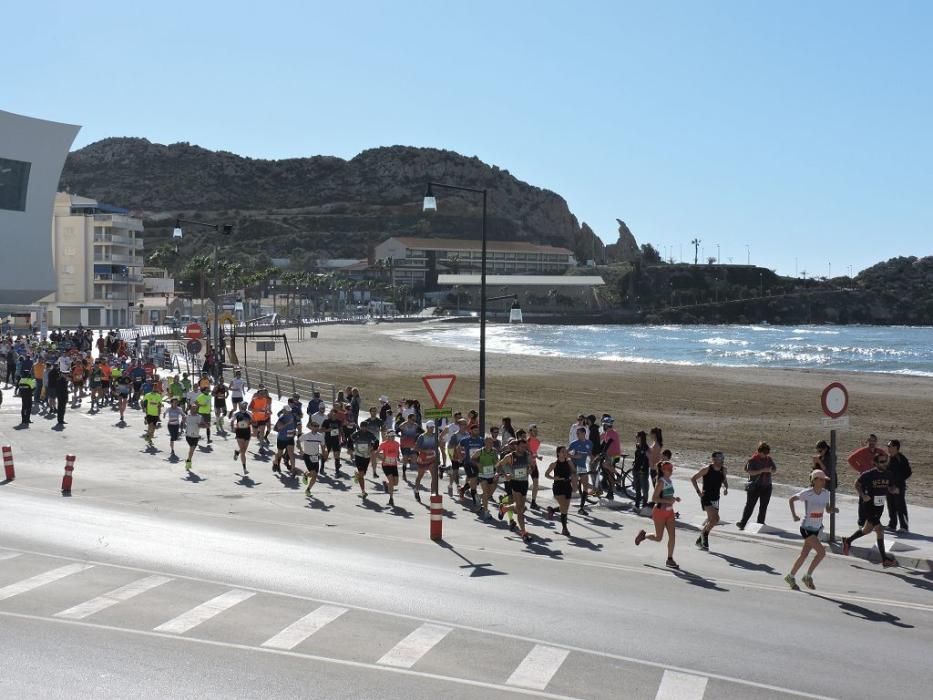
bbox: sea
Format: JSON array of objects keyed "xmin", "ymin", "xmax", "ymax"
[{"xmin": 393, "ymin": 324, "xmax": 933, "ymax": 377}]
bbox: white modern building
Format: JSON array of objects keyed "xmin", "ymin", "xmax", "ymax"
[
  {"xmin": 0, "ymin": 109, "xmax": 80, "ymax": 305},
  {"xmin": 373, "ymin": 236, "xmax": 576, "ymax": 286},
  {"xmin": 39, "ymin": 192, "xmax": 145, "ymax": 327}
]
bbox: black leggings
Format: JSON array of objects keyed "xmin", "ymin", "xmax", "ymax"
[{"xmin": 739, "ymin": 483, "xmax": 772, "ymax": 526}]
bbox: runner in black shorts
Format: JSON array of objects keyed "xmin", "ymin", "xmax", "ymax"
[
  {"xmin": 691, "ymin": 451, "xmax": 728, "ymax": 551},
  {"xmin": 230, "ymin": 401, "xmax": 252, "ymax": 474},
  {"xmin": 321, "ymin": 410, "xmax": 343, "ymax": 476},
  {"xmin": 212, "ymin": 378, "xmax": 229, "ymax": 432},
  {"xmin": 546, "ymin": 446, "xmax": 577, "ymax": 536},
  {"xmin": 350, "ymin": 425, "xmax": 379, "ymax": 499},
  {"xmin": 497, "ymin": 439, "xmax": 533, "ymax": 541},
  {"xmin": 842, "ymin": 453, "xmax": 898, "ymax": 567}
]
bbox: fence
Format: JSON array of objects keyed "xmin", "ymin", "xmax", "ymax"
[{"xmin": 240, "ymin": 364, "xmax": 338, "ymax": 403}]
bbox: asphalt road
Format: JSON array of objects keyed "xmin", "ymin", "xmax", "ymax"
[{"xmin": 1, "ymin": 400, "xmax": 931, "ymax": 699}]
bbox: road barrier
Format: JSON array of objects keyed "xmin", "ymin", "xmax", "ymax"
[
  {"xmin": 2, "ymin": 445, "xmax": 13, "ymax": 481},
  {"xmin": 61, "ymin": 454, "xmax": 76, "ymax": 495},
  {"xmin": 430, "ymin": 494, "xmax": 443, "ymax": 540}
]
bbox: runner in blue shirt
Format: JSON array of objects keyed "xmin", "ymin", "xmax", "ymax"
[
  {"xmin": 458, "ymin": 424, "xmax": 485, "ymax": 506},
  {"xmin": 569, "ymin": 427, "xmax": 594, "ymax": 515}
]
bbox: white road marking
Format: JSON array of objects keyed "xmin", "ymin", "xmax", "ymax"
[
  {"xmin": 261, "ymin": 604, "xmax": 347, "ymax": 650},
  {"xmin": 655, "ymin": 670, "xmax": 708, "ymax": 699},
  {"xmin": 153, "ymin": 589, "xmax": 254, "ymax": 634},
  {"xmin": 54, "ymin": 575, "xmax": 171, "ymax": 620},
  {"xmin": 0, "ymin": 552, "xmax": 22, "ymax": 561},
  {"xmin": 507, "ymin": 644, "xmax": 570, "ymax": 690},
  {"xmin": 377, "ymin": 623, "xmax": 452, "ymax": 668},
  {"xmin": 0, "ymin": 563, "xmax": 93, "ymax": 601}
]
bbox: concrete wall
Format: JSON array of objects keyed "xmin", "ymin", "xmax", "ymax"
[{"xmin": 0, "ymin": 110, "xmax": 80, "ymax": 303}]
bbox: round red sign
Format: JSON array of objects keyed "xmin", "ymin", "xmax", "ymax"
[
  {"xmin": 185, "ymin": 322, "xmax": 203, "ymax": 340},
  {"xmin": 821, "ymin": 382, "xmax": 849, "ymax": 419}
]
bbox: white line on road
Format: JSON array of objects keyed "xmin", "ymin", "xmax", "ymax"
[
  {"xmin": 261, "ymin": 605, "xmax": 347, "ymax": 650},
  {"xmin": 54, "ymin": 575, "xmax": 172, "ymax": 620},
  {"xmin": 377, "ymin": 623, "xmax": 452, "ymax": 668},
  {"xmin": 153, "ymin": 589, "xmax": 254, "ymax": 634},
  {"xmin": 0, "ymin": 563, "xmax": 93, "ymax": 601},
  {"xmin": 655, "ymin": 670, "xmax": 708, "ymax": 700},
  {"xmin": 0, "ymin": 552, "xmax": 22, "ymax": 561},
  {"xmin": 507, "ymin": 644, "xmax": 570, "ymax": 690}
]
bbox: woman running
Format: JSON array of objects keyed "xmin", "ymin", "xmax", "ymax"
[
  {"xmin": 546, "ymin": 446, "xmax": 577, "ymax": 536},
  {"xmin": 165, "ymin": 398, "xmax": 184, "ymax": 460},
  {"xmin": 785, "ymin": 469, "xmax": 837, "ymax": 590},
  {"xmin": 691, "ymin": 451, "xmax": 728, "ymax": 551},
  {"xmin": 230, "ymin": 401, "xmax": 253, "ymax": 474},
  {"xmin": 635, "ymin": 460, "xmax": 680, "ymax": 569},
  {"xmin": 377, "ymin": 429, "xmax": 401, "ymax": 506}
]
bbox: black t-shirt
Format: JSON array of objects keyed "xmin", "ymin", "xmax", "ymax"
[
  {"xmin": 361, "ymin": 416, "xmax": 383, "ymax": 436},
  {"xmin": 856, "ymin": 467, "xmax": 892, "ymax": 500},
  {"xmin": 321, "ymin": 418, "xmax": 342, "ymax": 440}
]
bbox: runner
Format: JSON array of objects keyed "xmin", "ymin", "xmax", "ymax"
[
  {"xmin": 271, "ymin": 408, "xmax": 298, "ymax": 475},
  {"xmin": 497, "ymin": 438, "xmax": 534, "ymax": 541},
  {"xmin": 445, "ymin": 418, "xmax": 466, "ymax": 497},
  {"xmin": 475, "ymin": 435, "xmax": 500, "ymax": 519},
  {"xmin": 527, "ymin": 424, "xmax": 543, "ymax": 510},
  {"xmin": 289, "ymin": 394, "xmax": 304, "ymax": 450},
  {"xmin": 212, "ymin": 377, "xmax": 229, "ymax": 431},
  {"xmin": 691, "ymin": 451, "xmax": 728, "ymax": 551},
  {"xmin": 129, "ymin": 361, "xmax": 146, "ymax": 408},
  {"xmin": 785, "ymin": 469, "xmax": 838, "ymax": 590},
  {"xmin": 842, "ymin": 452, "xmax": 898, "ymax": 567},
  {"xmin": 183, "ymin": 404, "xmax": 202, "ymax": 471},
  {"xmin": 458, "ymin": 424, "xmax": 484, "ymax": 506},
  {"xmin": 116, "ymin": 366, "xmax": 132, "ymax": 423},
  {"xmin": 398, "ymin": 413, "xmax": 422, "ymax": 479},
  {"xmin": 231, "ymin": 401, "xmax": 253, "ymax": 473},
  {"xmin": 228, "ymin": 369, "xmax": 246, "ymax": 418},
  {"xmin": 350, "ymin": 423, "xmax": 379, "ymax": 497},
  {"xmin": 195, "ymin": 383, "xmax": 213, "ymax": 444},
  {"xmin": 300, "ymin": 421, "xmax": 325, "ymax": 496},
  {"xmin": 70, "ymin": 358, "xmax": 86, "ymax": 407},
  {"xmin": 321, "ymin": 408, "xmax": 343, "ymax": 476},
  {"xmin": 248, "ymin": 386, "xmax": 272, "ymax": 448},
  {"xmin": 142, "ymin": 383, "xmax": 162, "ymax": 449},
  {"xmin": 413, "ymin": 421, "xmax": 439, "ymax": 501},
  {"xmin": 165, "ymin": 397, "xmax": 184, "ymax": 459},
  {"xmin": 88, "ymin": 360, "xmax": 103, "ymax": 411},
  {"xmin": 635, "ymin": 460, "xmax": 681, "ymax": 569},
  {"xmin": 545, "ymin": 446, "xmax": 577, "ymax": 536},
  {"xmin": 568, "ymin": 427, "xmax": 593, "ymax": 515},
  {"xmin": 377, "ymin": 429, "xmax": 401, "ymax": 507}
]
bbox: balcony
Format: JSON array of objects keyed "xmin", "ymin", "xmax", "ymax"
[{"xmin": 93, "ymin": 214, "xmax": 143, "ymax": 231}]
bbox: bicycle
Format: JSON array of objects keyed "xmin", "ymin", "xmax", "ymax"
[{"xmin": 591, "ymin": 452, "xmax": 635, "ymax": 501}]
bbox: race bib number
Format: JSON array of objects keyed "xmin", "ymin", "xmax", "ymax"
[
  {"xmin": 873, "ymin": 495, "xmax": 885, "ymax": 507},
  {"xmin": 237, "ymin": 420, "xmax": 250, "ymax": 429},
  {"xmin": 329, "ymin": 429, "xmax": 339, "ymax": 437},
  {"xmin": 383, "ymin": 457, "xmax": 397, "ymax": 466},
  {"xmin": 480, "ymin": 464, "xmax": 495, "ymax": 478},
  {"xmin": 513, "ymin": 467, "xmax": 528, "ymax": 480}
]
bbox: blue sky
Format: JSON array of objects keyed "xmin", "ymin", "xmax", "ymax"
[{"xmin": 5, "ymin": 1, "xmax": 931, "ymax": 276}]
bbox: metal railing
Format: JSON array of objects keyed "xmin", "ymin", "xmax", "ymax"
[{"xmin": 240, "ymin": 364, "xmax": 337, "ymax": 403}]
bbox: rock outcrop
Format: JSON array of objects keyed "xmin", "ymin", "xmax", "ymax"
[{"xmin": 604, "ymin": 219, "xmax": 640, "ymax": 262}]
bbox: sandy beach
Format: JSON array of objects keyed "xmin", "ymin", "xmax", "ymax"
[{"xmin": 251, "ymin": 321, "xmax": 932, "ymax": 505}]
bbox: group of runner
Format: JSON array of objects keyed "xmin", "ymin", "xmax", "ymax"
[{"xmin": 3, "ymin": 330, "xmax": 914, "ymax": 587}]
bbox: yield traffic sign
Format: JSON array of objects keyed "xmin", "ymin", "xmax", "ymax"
[{"xmin": 422, "ymin": 374, "xmax": 457, "ymax": 409}]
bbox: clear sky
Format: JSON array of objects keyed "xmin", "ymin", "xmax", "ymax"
[{"xmin": 4, "ymin": 0, "xmax": 931, "ymax": 276}]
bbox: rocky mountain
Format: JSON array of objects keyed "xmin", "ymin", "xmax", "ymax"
[{"xmin": 60, "ymin": 138, "xmax": 606, "ymax": 266}]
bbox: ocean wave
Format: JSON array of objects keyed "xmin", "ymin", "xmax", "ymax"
[
  {"xmin": 700, "ymin": 337, "xmax": 749, "ymax": 347},
  {"xmin": 792, "ymin": 328, "xmax": 841, "ymax": 335}
]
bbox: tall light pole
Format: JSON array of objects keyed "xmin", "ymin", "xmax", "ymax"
[
  {"xmin": 746, "ymin": 244, "xmax": 750, "ymax": 266},
  {"xmin": 691, "ymin": 238, "xmax": 701, "ymax": 265},
  {"xmin": 173, "ymin": 218, "xmax": 233, "ymax": 375},
  {"xmin": 423, "ymin": 182, "xmax": 489, "ymax": 433},
  {"xmin": 716, "ymin": 243, "xmax": 720, "ymax": 264}
]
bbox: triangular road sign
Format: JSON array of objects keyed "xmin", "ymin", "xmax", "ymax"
[{"xmin": 422, "ymin": 374, "xmax": 457, "ymax": 409}]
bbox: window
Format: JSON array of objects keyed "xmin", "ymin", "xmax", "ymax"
[{"xmin": 0, "ymin": 157, "xmax": 31, "ymax": 211}]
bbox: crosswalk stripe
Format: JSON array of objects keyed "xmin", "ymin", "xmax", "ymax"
[
  {"xmin": 0, "ymin": 552, "xmax": 22, "ymax": 561},
  {"xmin": 153, "ymin": 589, "xmax": 255, "ymax": 634},
  {"xmin": 377, "ymin": 623, "xmax": 452, "ymax": 668},
  {"xmin": 261, "ymin": 605, "xmax": 348, "ymax": 650},
  {"xmin": 655, "ymin": 670, "xmax": 709, "ymax": 700},
  {"xmin": 54, "ymin": 575, "xmax": 172, "ymax": 620},
  {"xmin": 506, "ymin": 644, "xmax": 570, "ymax": 690},
  {"xmin": 0, "ymin": 564, "xmax": 93, "ymax": 601}
]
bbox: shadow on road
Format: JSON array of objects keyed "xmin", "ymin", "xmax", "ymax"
[
  {"xmin": 708, "ymin": 551, "xmax": 781, "ymax": 575},
  {"xmin": 434, "ymin": 538, "xmax": 507, "ymax": 577},
  {"xmin": 235, "ymin": 474, "xmax": 259, "ymax": 487},
  {"xmin": 850, "ymin": 563, "xmax": 933, "ymax": 593},
  {"xmin": 645, "ymin": 564, "xmax": 729, "ymax": 592},
  {"xmin": 305, "ymin": 496, "xmax": 334, "ymax": 512},
  {"xmin": 182, "ymin": 472, "xmax": 205, "ymax": 483},
  {"xmin": 806, "ymin": 592, "xmax": 914, "ymax": 628}
]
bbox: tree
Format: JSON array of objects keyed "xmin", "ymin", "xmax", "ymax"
[
  {"xmin": 640, "ymin": 244, "xmax": 662, "ymax": 265},
  {"xmin": 707, "ymin": 256, "xmax": 717, "ymax": 265}
]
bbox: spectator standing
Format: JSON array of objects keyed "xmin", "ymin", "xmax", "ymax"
[
  {"xmin": 737, "ymin": 442, "xmax": 776, "ymax": 530},
  {"xmin": 886, "ymin": 440, "xmax": 911, "ymax": 532}
]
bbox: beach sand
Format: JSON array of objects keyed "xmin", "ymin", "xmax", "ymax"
[{"xmin": 245, "ymin": 322, "xmax": 932, "ymax": 506}]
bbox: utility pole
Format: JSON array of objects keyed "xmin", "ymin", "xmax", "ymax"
[
  {"xmin": 746, "ymin": 244, "xmax": 750, "ymax": 266},
  {"xmin": 691, "ymin": 238, "xmax": 701, "ymax": 265}
]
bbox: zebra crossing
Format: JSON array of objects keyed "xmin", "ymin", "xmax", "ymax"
[{"xmin": 0, "ymin": 549, "xmax": 786, "ymax": 699}]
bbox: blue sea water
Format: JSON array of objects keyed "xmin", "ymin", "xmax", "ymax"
[{"xmin": 394, "ymin": 324, "xmax": 933, "ymax": 377}]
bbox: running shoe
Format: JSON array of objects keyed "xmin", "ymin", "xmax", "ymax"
[
  {"xmin": 882, "ymin": 558, "xmax": 897, "ymax": 568},
  {"xmin": 530, "ymin": 501, "xmax": 539, "ymax": 510},
  {"xmin": 665, "ymin": 558, "xmax": 680, "ymax": 570},
  {"xmin": 784, "ymin": 574, "xmax": 800, "ymax": 590},
  {"xmin": 498, "ymin": 504, "xmax": 506, "ymax": 521},
  {"xmin": 233, "ymin": 450, "xmax": 239, "ymax": 461},
  {"xmin": 304, "ymin": 486, "xmax": 311, "ymax": 496},
  {"xmin": 509, "ymin": 520, "xmax": 517, "ymax": 532},
  {"xmin": 414, "ymin": 491, "xmax": 422, "ymax": 503},
  {"xmin": 561, "ymin": 527, "xmax": 570, "ymax": 536},
  {"xmin": 695, "ymin": 536, "xmax": 704, "ymax": 550},
  {"xmin": 578, "ymin": 507, "xmax": 589, "ymax": 516},
  {"xmin": 802, "ymin": 574, "xmax": 815, "ymax": 590},
  {"xmin": 547, "ymin": 506, "xmax": 555, "ymax": 520},
  {"xmin": 841, "ymin": 538, "xmax": 851, "ymax": 556},
  {"xmin": 302, "ymin": 472, "xmax": 309, "ymax": 485},
  {"xmin": 388, "ymin": 496, "xmax": 395, "ymax": 507},
  {"xmin": 521, "ymin": 530, "xmax": 531, "ymax": 542},
  {"xmin": 634, "ymin": 530, "xmax": 646, "ymax": 546},
  {"xmin": 185, "ymin": 460, "xmax": 192, "ymax": 471}
]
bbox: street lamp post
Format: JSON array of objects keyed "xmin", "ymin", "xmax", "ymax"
[
  {"xmin": 173, "ymin": 218, "xmax": 233, "ymax": 374},
  {"xmin": 423, "ymin": 182, "xmax": 489, "ymax": 433}
]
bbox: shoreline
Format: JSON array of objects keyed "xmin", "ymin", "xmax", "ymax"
[{"xmin": 256, "ymin": 323, "xmax": 933, "ymax": 506}]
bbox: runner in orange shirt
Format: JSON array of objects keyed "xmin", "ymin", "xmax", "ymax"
[
  {"xmin": 377, "ymin": 430, "xmax": 402, "ymax": 507},
  {"xmin": 248, "ymin": 386, "xmax": 272, "ymax": 447}
]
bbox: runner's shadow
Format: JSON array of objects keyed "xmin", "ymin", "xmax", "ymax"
[
  {"xmin": 584, "ymin": 516, "xmax": 624, "ymax": 532},
  {"xmin": 708, "ymin": 551, "xmax": 781, "ymax": 575},
  {"xmin": 305, "ymin": 498, "xmax": 334, "ymax": 512},
  {"xmin": 0, "ymin": 479, "xmax": 12, "ymax": 486},
  {"xmin": 850, "ymin": 564, "xmax": 933, "ymax": 592},
  {"xmin": 182, "ymin": 472, "xmax": 205, "ymax": 483},
  {"xmin": 276, "ymin": 474, "xmax": 300, "ymax": 490},
  {"xmin": 325, "ymin": 477, "xmax": 351, "ymax": 492},
  {"xmin": 434, "ymin": 538, "xmax": 507, "ymax": 577},
  {"xmin": 645, "ymin": 564, "xmax": 729, "ymax": 592},
  {"xmin": 358, "ymin": 498, "xmax": 384, "ymax": 513},
  {"xmin": 521, "ymin": 537, "xmax": 563, "ymax": 559},
  {"xmin": 388, "ymin": 505, "xmax": 415, "ymax": 519},
  {"xmin": 114, "ymin": 421, "xmax": 127, "ymax": 429},
  {"xmin": 566, "ymin": 535, "xmax": 604, "ymax": 551},
  {"xmin": 806, "ymin": 592, "xmax": 914, "ymax": 628},
  {"xmin": 235, "ymin": 474, "xmax": 259, "ymax": 487}
]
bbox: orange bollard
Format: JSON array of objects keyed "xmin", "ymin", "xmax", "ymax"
[
  {"xmin": 61, "ymin": 454, "xmax": 76, "ymax": 495},
  {"xmin": 430, "ymin": 494, "xmax": 443, "ymax": 540},
  {"xmin": 2, "ymin": 445, "xmax": 13, "ymax": 481}
]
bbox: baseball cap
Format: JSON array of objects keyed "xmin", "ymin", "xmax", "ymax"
[
  {"xmin": 425, "ymin": 420, "xmax": 435, "ymax": 428},
  {"xmin": 810, "ymin": 469, "xmax": 828, "ymax": 481}
]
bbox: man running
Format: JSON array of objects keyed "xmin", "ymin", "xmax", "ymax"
[
  {"xmin": 475, "ymin": 435, "xmax": 500, "ymax": 519},
  {"xmin": 195, "ymin": 383, "xmax": 213, "ymax": 444},
  {"xmin": 321, "ymin": 408, "xmax": 343, "ymax": 476},
  {"xmin": 212, "ymin": 377, "xmax": 229, "ymax": 431},
  {"xmin": 165, "ymin": 397, "xmax": 185, "ymax": 459},
  {"xmin": 691, "ymin": 451, "xmax": 728, "ymax": 551},
  {"xmin": 228, "ymin": 369, "xmax": 246, "ymax": 418},
  {"xmin": 445, "ymin": 418, "xmax": 466, "ymax": 497},
  {"xmin": 413, "ymin": 421, "xmax": 440, "ymax": 501},
  {"xmin": 300, "ymin": 421, "xmax": 325, "ymax": 496},
  {"xmin": 398, "ymin": 413, "xmax": 422, "ymax": 479},
  {"xmin": 248, "ymin": 386, "xmax": 272, "ymax": 447},
  {"xmin": 272, "ymin": 408, "xmax": 298, "ymax": 475},
  {"xmin": 142, "ymin": 383, "xmax": 163, "ymax": 449},
  {"xmin": 842, "ymin": 452, "xmax": 898, "ymax": 567},
  {"xmin": 497, "ymin": 438, "xmax": 534, "ymax": 541},
  {"xmin": 457, "ymin": 424, "xmax": 484, "ymax": 506},
  {"xmin": 183, "ymin": 404, "xmax": 202, "ymax": 471},
  {"xmin": 569, "ymin": 427, "xmax": 593, "ymax": 515},
  {"xmin": 350, "ymin": 423, "xmax": 379, "ymax": 498}
]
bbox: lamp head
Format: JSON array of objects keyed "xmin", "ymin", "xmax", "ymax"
[
  {"xmin": 422, "ymin": 183, "xmax": 436, "ymax": 213},
  {"xmin": 172, "ymin": 220, "xmax": 183, "ymax": 239}
]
